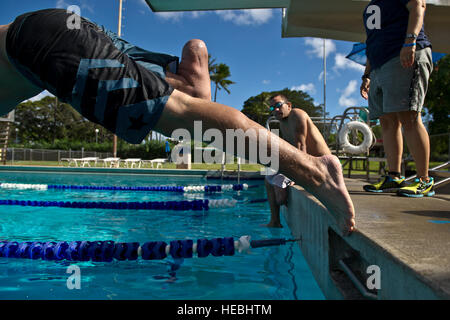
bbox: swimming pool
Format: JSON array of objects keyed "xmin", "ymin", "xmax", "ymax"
[{"xmin": 0, "ymin": 171, "xmax": 324, "ymax": 300}]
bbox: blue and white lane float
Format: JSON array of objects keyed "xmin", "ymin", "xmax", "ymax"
[
  {"xmin": 0, "ymin": 183, "xmax": 251, "ymax": 193},
  {"xmin": 0, "ymin": 236, "xmax": 300, "ymax": 262},
  {"xmin": 0, "ymin": 198, "xmax": 267, "ymax": 211}
]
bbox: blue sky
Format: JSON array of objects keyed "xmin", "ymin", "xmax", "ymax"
[{"xmin": 1, "ymin": 0, "xmax": 368, "ymax": 119}]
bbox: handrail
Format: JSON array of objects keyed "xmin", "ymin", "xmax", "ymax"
[
  {"xmin": 405, "ymin": 161, "xmax": 450, "ymax": 182},
  {"xmin": 338, "ymin": 259, "xmax": 378, "ymax": 300}
]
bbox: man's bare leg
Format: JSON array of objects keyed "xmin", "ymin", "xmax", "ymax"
[
  {"xmin": 156, "ymin": 90, "xmax": 356, "ymax": 235},
  {"xmin": 264, "ymin": 180, "xmax": 284, "ymax": 228},
  {"xmin": 165, "ymin": 39, "xmax": 211, "ymax": 100},
  {"xmin": 397, "ymin": 111, "xmax": 430, "ymax": 179},
  {"xmin": 0, "ymin": 24, "xmax": 42, "ymax": 112},
  {"xmin": 379, "ymin": 113, "xmax": 403, "ymax": 175}
]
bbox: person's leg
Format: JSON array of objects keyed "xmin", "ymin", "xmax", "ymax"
[
  {"xmin": 264, "ymin": 179, "xmax": 283, "ymax": 228},
  {"xmin": 0, "ymin": 23, "xmax": 42, "ymax": 111},
  {"xmin": 2, "ymin": 11, "xmax": 354, "ymax": 234},
  {"xmin": 397, "ymin": 111, "xmax": 430, "ymax": 179},
  {"xmin": 166, "ymin": 39, "xmax": 211, "ymax": 100},
  {"xmin": 379, "ymin": 113, "xmax": 403, "ymax": 176},
  {"xmin": 155, "ymin": 89, "xmax": 355, "ymax": 235},
  {"xmin": 273, "ymin": 185, "xmax": 289, "ymax": 205},
  {"xmin": 364, "ymin": 112, "xmax": 406, "ymax": 192}
]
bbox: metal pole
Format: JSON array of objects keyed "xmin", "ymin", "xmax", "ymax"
[
  {"xmin": 323, "ymin": 39, "xmax": 327, "ymax": 135},
  {"xmin": 113, "ymin": 0, "xmax": 123, "ymax": 158}
]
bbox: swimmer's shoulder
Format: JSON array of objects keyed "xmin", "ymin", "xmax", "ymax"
[{"xmin": 289, "ymin": 108, "xmax": 310, "ymax": 125}]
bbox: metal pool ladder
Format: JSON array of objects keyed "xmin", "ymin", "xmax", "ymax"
[{"xmin": 405, "ymin": 161, "xmax": 450, "ymax": 189}]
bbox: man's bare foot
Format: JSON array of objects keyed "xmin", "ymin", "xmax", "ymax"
[
  {"xmin": 297, "ymin": 154, "xmax": 355, "ymax": 236},
  {"xmin": 166, "ymin": 39, "xmax": 211, "ymax": 100}
]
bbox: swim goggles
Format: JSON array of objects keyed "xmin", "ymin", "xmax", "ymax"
[{"xmin": 269, "ymin": 102, "xmax": 285, "ymax": 111}]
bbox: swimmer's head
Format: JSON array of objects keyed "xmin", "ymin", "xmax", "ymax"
[{"xmin": 269, "ymin": 94, "xmax": 292, "ymax": 120}]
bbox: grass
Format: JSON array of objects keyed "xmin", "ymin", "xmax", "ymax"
[
  {"xmin": 340, "ymin": 159, "xmax": 446, "ymax": 176},
  {"xmin": 4, "ymin": 160, "xmax": 446, "ymax": 175}
]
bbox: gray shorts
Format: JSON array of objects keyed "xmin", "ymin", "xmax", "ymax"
[{"xmin": 368, "ymin": 47, "xmax": 433, "ymax": 119}]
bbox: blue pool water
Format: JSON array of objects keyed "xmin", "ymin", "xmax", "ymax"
[{"xmin": 0, "ymin": 171, "xmax": 324, "ymax": 300}]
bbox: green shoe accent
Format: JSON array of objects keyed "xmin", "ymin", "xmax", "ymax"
[
  {"xmin": 363, "ymin": 176, "xmax": 406, "ymax": 193},
  {"xmin": 397, "ymin": 177, "xmax": 435, "ymax": 198}
]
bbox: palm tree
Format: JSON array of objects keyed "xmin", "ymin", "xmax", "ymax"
[
  {"xmin": 209, "ymin": 56, "xmax": 235, "ymax": 102},
  {"xmin": 208, "ymin": 54, "xmax": 217, "ymax": 74}
]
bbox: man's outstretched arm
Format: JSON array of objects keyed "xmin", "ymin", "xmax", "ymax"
[{"xmin": 292, "ymin": 111, "xmax": 308, "ymax": 154}]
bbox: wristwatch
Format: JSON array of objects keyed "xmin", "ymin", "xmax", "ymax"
[{"xmin": 405, "ymin": 33, "xmax": 418, "ymax": 40}]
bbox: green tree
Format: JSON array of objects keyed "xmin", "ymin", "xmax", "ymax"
[
  {"xmin": 208, "ymin": 54, "xmax": 217, "ymax": 75},
  {"xmin": 424, "ymin": 55, "xmax": 450, "ymax": 160},
  {"xmin": 425, "ymin": 55, "xmax": 450, "ymax": 135},
  {"xmin": 13, "ymin": 96, "xmax": 114, "ymax": 146},
  {"xmin": 209, "ymin": 60, "xmax": 235, "ymax": 102},
  {"xmin": 241, "ymin": 88, "xmax": 324, "ymax": 127}
]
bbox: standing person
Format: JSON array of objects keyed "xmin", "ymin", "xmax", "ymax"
[
  {"xmin": 264, "ymin": 94, "xmax": 331, "ymax": 227},
  {"xmin": 0, "ymin": 9, "xmax": 355, "ymax": 235},
  {"xmin": 360, "ymin": 0, "xmax": 435, "ymax": 197},
  {"xmin": 165, "ymin": 140, "xmax": 171, "ymax": 162}
]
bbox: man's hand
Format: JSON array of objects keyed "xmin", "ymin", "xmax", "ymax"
[
  {"xmin": 400, "ymin": 45, "xmax": 416, "ymax": 68},
  {"xmin": 360, "ymin": 78, "xmax": 370, "ymax": 100}
]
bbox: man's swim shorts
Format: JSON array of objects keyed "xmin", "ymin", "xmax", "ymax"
[{"xmin": 6, "ymin": 9, "xmax": 179, "ymax": 144}]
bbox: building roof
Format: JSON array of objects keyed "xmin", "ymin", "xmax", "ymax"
[{"xmin": 145, "ymin": 0, "xmax": 450, "ymax": 53}]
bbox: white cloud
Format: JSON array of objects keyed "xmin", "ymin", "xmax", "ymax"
[
  {"xmin": 215, "ymin": 9, "xmax": 273, "ymax": 26},
  {"xmin": 191, "ymin": 11, "xmax": 207, "ymax": 18},
  {"xmin": 155, "ymin": 11, "xmax": 206, "ymax": 21},
  {"xmin": 27, "ymin": 91, "xmax": 54, "ymax": 102},
  {"xmin": 56, "ymin": 0, "xmax": 70, "ymax": 8},
  {"xmin": 338, "ymin": 80, "xmax": 358, "ymax": 107},
  {"xmin": 334, "ymin": 53, "xmax": 365, "ymax": 73},
  {"xmin": 153, "ymin": 8, "xmax": 273, "ymax": 25},
  {"xmin": 56, "ymin": 0, "xmax": 93, "ymax": 13},
  {"xmin": 155, "ymin": 11, "xmax": 185, "ymax": 21},
  {"xmin": 262, "ymin": 80, "xmax": 271, "ymax": 85},
  {"xmin": 304, "ymin": 38, "xmax": 336, "ymax": 59},
  {"xmin": 318, "ymin": 71, "xmax": 324, "ymax": 81},
  {"xmin": 80, "ymin": 1, "xmax": 94, "ymax": 14},
  {"xmin": 291, "ymin": 83, "xmax": 316, "ymax": 95}
]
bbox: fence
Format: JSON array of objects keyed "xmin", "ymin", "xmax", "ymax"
[{"xmin": 6, "ymin": 148, "xmax": 113, "ymax": 164}]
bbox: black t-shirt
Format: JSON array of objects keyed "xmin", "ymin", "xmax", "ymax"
[{"xmin": 363, "ymin": 0, "xmax": 432, "ymax": 70}]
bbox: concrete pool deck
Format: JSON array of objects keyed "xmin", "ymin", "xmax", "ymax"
[{"xmin": 284, "ymin": 177, "xmax": 450, "ymax": 300}]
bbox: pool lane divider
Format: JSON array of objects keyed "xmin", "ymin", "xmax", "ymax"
[
  {"xmin": 0, "ymin": 236, "xmax": 300, "ymax": 262},
  {"xmin": 0, "ymin": 198, "xmax": 267, "ymax": 210},
  {"xmin": 0, "ymin": 183, "xmax": 255, "ymax": 193}
]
